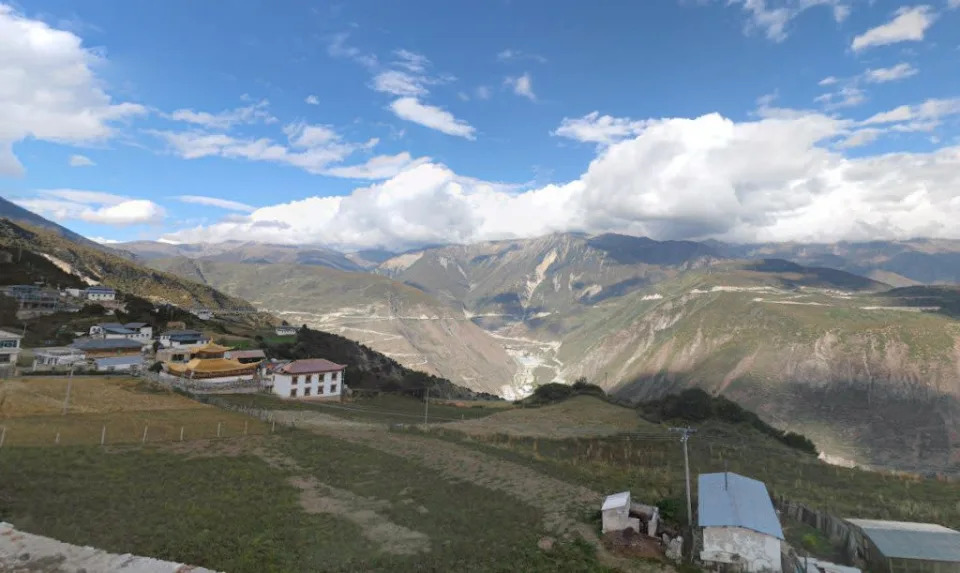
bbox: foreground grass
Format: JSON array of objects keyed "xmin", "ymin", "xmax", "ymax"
[
  {"xmin": 410, "ymin": 424, "xmax": 960, "ymax": 531},
  {"xmin": 215, "ymin": 392, "xmax": 502, "ymax": 425},
  {"xmin": 0, "ymin": 433, "xmax": 616, "ymax": 572}
]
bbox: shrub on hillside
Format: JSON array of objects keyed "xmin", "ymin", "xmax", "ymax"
[{"xmin": 642, "ymin": 388, "xmax": 819, "ymax": 455}]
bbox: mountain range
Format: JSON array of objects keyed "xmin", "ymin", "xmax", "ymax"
[
  {"xmin": 4, "ymin": 197, "xmax": 960, "ymax": 473},
  {"xmin": 120, "ymin": 232, "xmax": 960, "ymax": 473}
]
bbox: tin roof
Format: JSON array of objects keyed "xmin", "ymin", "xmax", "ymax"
[
  {"xmin": 602, "ymin": 491, "xmax": 631, "ymax": 511},
  {"xmin": 95, "ymin": 356, "xmax": 143, "ymax": 367},
  {"xmin": 72, "ymin": 338, "xmax": 143, "ymax": 350},
  {"xmin": 0, "ymin": 329, "xmax": 22, "ymax": 340},
  {"xmin": 279, "ymin": 358, "xmax": 345, "ymax": 374},
  {"xmin": 224, "ymin": 349, "xmax": 266, "ymax": 360},
  {"xmin": 698, "ymin": 472, "xmax": 784, "ymax": 539},
  {"xmin": 161, "ymin": 329, "xmax": 203, "ymax": 337},
  {"xmin": 846, "ymin": 519, "xmax": 960, "ymax": 562},
  {"xmin": 85, "ymin": 286, "xmax": 115, "ymax": 292}
]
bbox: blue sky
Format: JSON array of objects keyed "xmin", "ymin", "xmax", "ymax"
[{"xmin": 1, "ymin": 0, "xmax": 959, "ymax": 249}]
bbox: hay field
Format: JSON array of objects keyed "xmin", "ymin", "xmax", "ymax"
[{"xmin": 0, "ymin": 376, "xmax": 267, "ymax": 446}]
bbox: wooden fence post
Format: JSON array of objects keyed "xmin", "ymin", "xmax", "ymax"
[
  {"xmin": 142, "ymin": 425, "xmax": 148, "ymax": 444},
  {"xmin": 100, "ymin": 425, "xmax": 106, "ymax": 446},
  {"xmin": 55, "ymin": 431, "xmax": 60, "ymax": 445},
  {"xmin": 217, "ymin": 422, "xmax": 222, "ymax": 438},
  {"xmin": 271, "ymin": 420, "xmax": 275, "ymax": 433},
  {"xmin": 0, "ymin": 426, "xmax": 5, "ymax": 448},
  {"xmin": 179, "ymin": 426, "xmax": 184, "ymax": 442},
  {"xmin": 243, "ymin": 421, "xmax": 248, "ymax": 436}
]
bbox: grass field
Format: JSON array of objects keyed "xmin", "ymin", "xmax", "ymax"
[
  {"xmin": 0, "ymin": 376, "xmax": 269, "ymax": 446},
  {"xmin": 3, "ymin": 383, "xmax": 959, "ymax": 572},
  {"xmin": 214, "ymin": 392, "xmax": 504, "ymax": 425}
]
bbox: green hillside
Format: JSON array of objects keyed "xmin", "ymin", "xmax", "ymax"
[{"xmin": 0, "ymin": 219, "xmax": 253, "ymax": 311}]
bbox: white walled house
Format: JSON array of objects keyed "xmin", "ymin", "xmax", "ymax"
[
  {"xmin": 84, "ymin": 286, "xmax": 116, "ymax": 301},
  {"xmin": 90, "ymin": 322, "xmax": 153, "ymax": 341},
  {"xmin": 272, "ymin": 359, "xmax": 345, "ymax": 400},
  {"xmin": 275, "ymin": 325, "xmax": 297, "ymax": 336},
  {"xmin": 0, "ymin": 329, "xmax": 22, "ymax": 372},
  {"xmin": 699, "ymin": 472, "xmax": 784, "ymax": 573}
]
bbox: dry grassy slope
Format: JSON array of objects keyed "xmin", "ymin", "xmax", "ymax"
[
  {"xmin": 150, "ymin": 258, "xmax": 518, "ymax": 395},
  {"xmin": 0, "ymin": 219, "xmax": 253, "ymax": 311},
  {"xmin": 562, "ymin": 269, "xmax": 960, "ymax": 471}
]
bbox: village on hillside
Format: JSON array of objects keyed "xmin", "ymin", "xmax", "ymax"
[
  {"xmin": 2, "ymin": 280, "xmax": 960, "ymax": 573},
  {"xmin": 0, "ymin": 282, "xmax": 346, "ymax": 401}
]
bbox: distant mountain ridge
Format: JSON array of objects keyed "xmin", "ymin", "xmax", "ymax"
[{"xmin": 0, "ymin": 196, "xmax": 105, "ymax": 251}]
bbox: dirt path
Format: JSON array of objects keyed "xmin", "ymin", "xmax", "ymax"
[
  {"xmin": 0, "ymin": 521, "xmax": 220, "ymax": 572},
  {"xmin": 268, "ymin": 410, "xmax": 674, "ymax": 573},
  {"xmin": 251, "ymin": 444, "xmax": 431, "ymax": 557}
]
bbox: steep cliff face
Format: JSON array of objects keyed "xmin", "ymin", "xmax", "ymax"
[{"xmin": 573, "ymin": 280, "xmax": 960, "ymax": 471}]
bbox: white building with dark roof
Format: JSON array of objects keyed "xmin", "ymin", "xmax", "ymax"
[
  {"xmin": 84, "ymin": 286, "xmax": 116, "ymax": 301},
  {"xmin": 698, "ymin": 472, "xmax": 784, "ymax": 573},
  {"xmin": 271, "ymin": 358, "xmax": 345, "ymax": 399}
]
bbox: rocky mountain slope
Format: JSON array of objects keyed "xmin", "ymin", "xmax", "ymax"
[
  {"xmin": 0, "ymin": 196, "xmax": 105, "ymax": 251},
  {"xmin": 120, "ymin": 239, "xmax": 361, "ymax": 271},
  {"xmin": 148, "ymin": 257, "xmax": 517, "ymax": 395},
  {"xmin": 0, "ymin": 219, "xmax": 252, "ymax": 311},
  {"xmin": 722, "ymin": 239, "xmax": 960, "ymax": 286}
]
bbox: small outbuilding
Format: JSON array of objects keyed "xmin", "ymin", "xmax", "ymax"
[
  {"xmin": 698, "ymin": 472, "xmax": 784, "ymax": 573},
  {"xmin": 845, "ymin": 519, "xmax": 960, "ymax": 573},
  {"xmin": 602, "ymin": 491, "xmax": 640, "ymax": 534}
]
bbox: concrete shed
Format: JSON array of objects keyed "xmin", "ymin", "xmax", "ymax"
[
  {"xmin": 846, "ymin": 519, "xmax": 960, "ymax": 573},
  {"xmin": 602, "ymin": 491, "xmax": 640, "ymax": 534},
  {"xmin": 699, "ymin": 472, "xmax": 784, "ymax": 573}
]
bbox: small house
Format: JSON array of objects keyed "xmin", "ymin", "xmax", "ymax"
[
  {"xmin": 71, "ymin": 338, "xmax": 144, "ymax": 358},
  {"xmin": 0, "ymin": 329, "xmax": 22, "ymax": 371},
  {"xmin": 90, "ymin": 322, "xmax": 153, "ymax": 341},
  {"xmin": 156, "ymin": 329, "xmax": 210, "ymax": 348},
  {"xmin": 275, "ymin": 325, "xmax": 297, "ymax": 337},
  {"xmin": 272, "ymin": 359, "xmax": 345, "ymax": 399},
  {"xmin": 845, "ymin": 519, "xmax": 960, "ymax": 573},
  {"xmin": 191, "ymin": 308, "xmax": 213, "ymax": 321},
  {"xmin": 601, "ymin": 491, "xmax": 640, "ymax": 534},
  {"xmin": 699, "ymin": 472, "xmax": 784, "ymax": 573},
  {"xmin": 223, "ymin": 348, "xmax": 266, "ymax": 364},
  {"xmin": 95, "ymin": 355, "xmax": 144, "ymax": 372},
  {"xmin": 84, "ymin": 286, "xmax": 116, "ymax": 301},
  {"xmin": 32, "ymin": 347, "xmax": 87, "ymax": 370}
]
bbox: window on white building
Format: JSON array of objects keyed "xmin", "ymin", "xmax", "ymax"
[
  {"xmin": 304, "ymin": 387, "xmax": 311, "ymax": 396},
  {"xmin": 291, "ymin": 375, "xmax": 298, "ymax": 384},
  {"xmin": 289, "ymin": 387, "xmax": 297, "ymax": 397},
  {"xmin": 305, "ymin": 374, "xmax": 312, "ymax": 383},
  {"xmin": 330, "ymin": 383, "xmax": 337, "ymax": 394}
]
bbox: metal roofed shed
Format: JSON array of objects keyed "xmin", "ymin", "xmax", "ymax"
[
  {"xmin": 698, "ymin": 472, "xmax": 784, "ymax": 573},
  {"xmin": 846, "ymin": 519, "xmax": 960, "ymax": 573}
]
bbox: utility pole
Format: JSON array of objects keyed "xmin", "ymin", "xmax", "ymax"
[
  {"xmin": 670, "ymin": 426, "xmax": 698, "ymax": 528},
  {"xmin": 62, "ymin": 366, "xmax": 74, "ymax": 415},
  {"xmin": 423, "ymin": 385, "xmax": 429, "ymax": 425}
]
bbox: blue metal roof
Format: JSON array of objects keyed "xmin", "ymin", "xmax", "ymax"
[
  {"xmin": 72, "ymin": 338, "xmax": 144, "ymax": 350},
  {"xmin": 847, "ymin": 520, "xmax": 960, "ymax": 562},
  {"xmin": 698, "ymin": 472, "xmax": 784, "ymax": 539},
  {"xmin": 95, "ymin": 356, "xmax": 143, "ymax": 368}
]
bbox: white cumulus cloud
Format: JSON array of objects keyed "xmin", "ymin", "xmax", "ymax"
[
  {"xmin": 721, "ymin": 0, "xmax": 851, "ymax": 42},
  {"xmin": 505, "ymin": 73, "xmax": 536, "ymax": 101},
  {"xmin": 15, "ymin": 189, "xmax": 165, "ymax": 226},
  {"xmin": 175, "ymin": 195, "xmax": 255, "ymax": 212},
  {"xmin": 68, "ymin": 154, "xmax": 95, "ymax": 167},
  {"xmin": 305, "ymin": 95, "xmax": 320, "ymax": 105},
  {"xmin": 162, "ymin": 107, "xmax": 960, "ymax": 250},
  {"xmin": 0, "ymin": 4, "xmax": 146, "ymax": 176},
  {"xmin": 324, "ymin": 152, "xmax": 427, "ymax": 179},
  {"xmin": 553, "ymin": 112, "xmax": 649, "ymax": 145},
  {"xmin": 389, "ymin": 98, "xmax": 476, "ymax": 139},
  {"xmin": 852, "ymin": 6, "xmax": 936, "ymax": 51},
  {"xmin": 168, "ymin": 99, "xmax": 276, "ymax": 129},
  {"xmin": 863, "ymin": 62, "xmax": 918, "ymax": 83}
]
